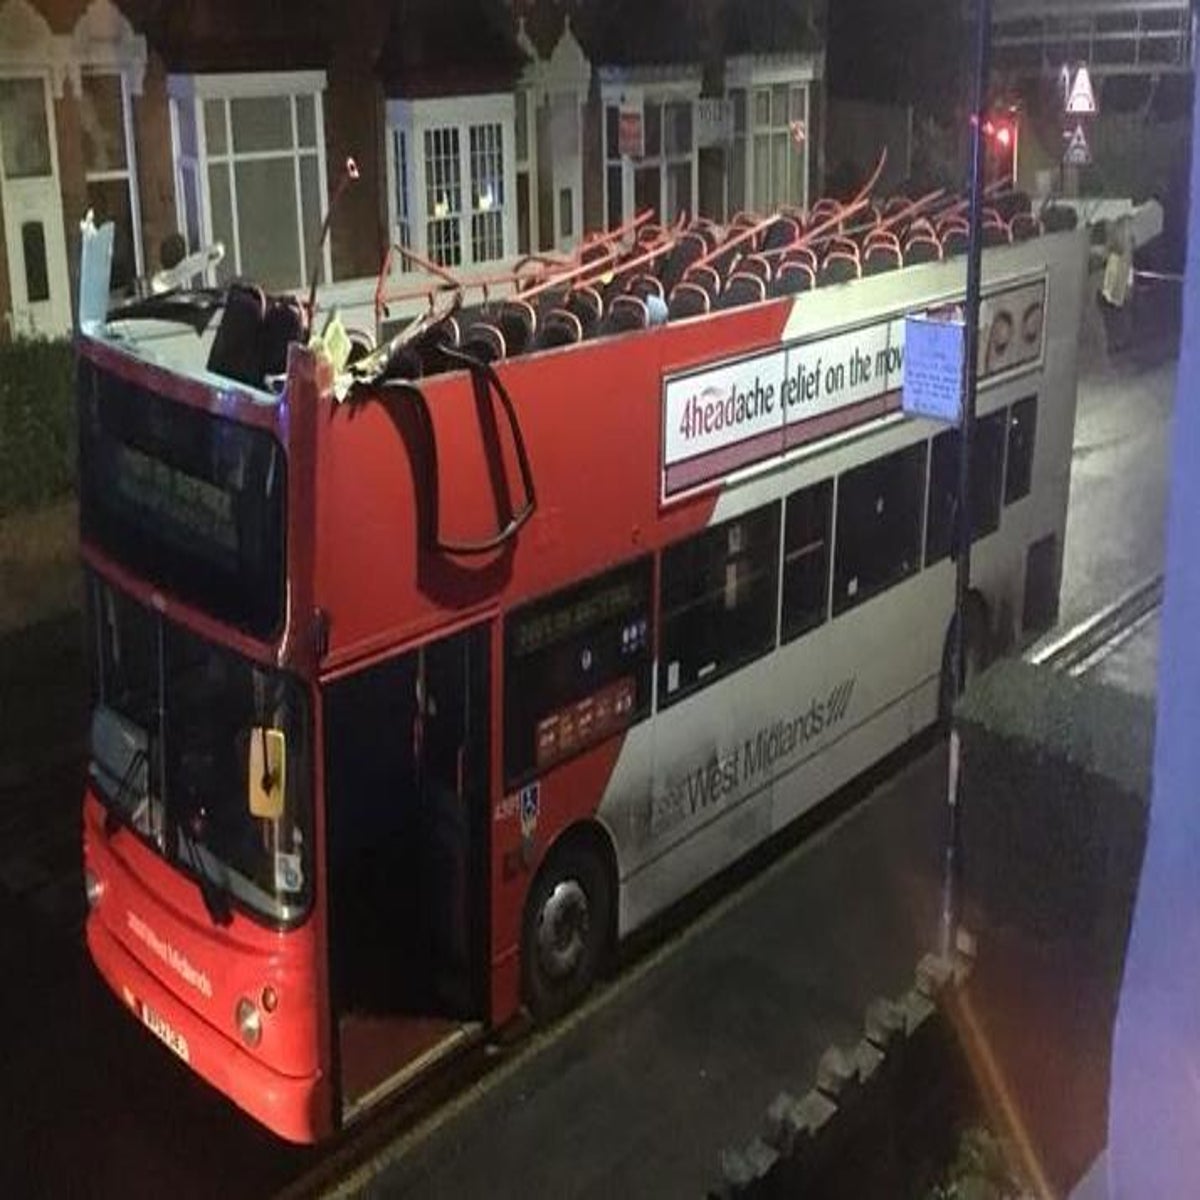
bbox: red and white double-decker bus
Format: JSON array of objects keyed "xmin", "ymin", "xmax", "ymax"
[{"xmin": 78, "ymin": 189, "xmax": 1085, "ymax": 1141}]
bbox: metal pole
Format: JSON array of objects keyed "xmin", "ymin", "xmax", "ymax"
[{"xmin": 940, "ymin": 0, "xmax": 991, "ymax": 960}]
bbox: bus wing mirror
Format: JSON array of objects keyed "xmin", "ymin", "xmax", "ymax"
[{"xmin": 248, "ymin": 728, "xmax": 287, "ymax": 821}]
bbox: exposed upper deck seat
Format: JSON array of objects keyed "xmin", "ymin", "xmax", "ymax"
[
  {"xmin": 818, "ymin": 251, "xmax": 861, "ymax": 286},
  {"xmin": 903, "ymin": 234, "xmax": 942, "ymax": 264},
  {"xmin": 863, "ymin": 243, "xmax": 903, "ymax": 275},
  {"xmin": 604, "ymin": 293, "xmax": 650, "ymax": 333},
  {"xmin": 668, "ymin": 281, "xmax": 711, "ymax": 320},
  {"xmin": 772, "ymin": 261, "xmax": 815, "ymax": 295},
  {"xmin": 717, "ymin": 272, "xmax": 767, "ymax": 309}
]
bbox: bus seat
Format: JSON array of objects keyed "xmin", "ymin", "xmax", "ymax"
[
  {"xmin": 207, "ymin": 282, "xmax": 268, "ymax": 387},
  {"xmin": 772, "ymin": 261, "xmax": 815, "ymax": 295},
  {"xmin": 668, "ymin": 281, "xmax": 711, "ymax": 320},
  {"xmin": 461, "ymin": 322, "xmax": 507, "ymax": 364},
  {"xmin": 536, "ymin": 308, "xmax": 583, "ymax": 350},
  {"xmin": 717, "ymin": 272, "xmax": 767, "ymax": 309},
  {"xmin": 498, "ymin": 300, "xmax": 536, "ymax": 355},
  {"xmin": 567, "ymin": 285, "xmax": 604, "ymax": 336},
  {"xmin": 942, "ymin": 228, "xmax": 969, "ymax": 257},
  {"xmin": 261, "ymin": 296, "xmax": 306, "ymax": 381},
  {"xmin": 661, "ymin": 232, "xmax": 708, "ymax": 294},
  {"xmin": 762, "ymin": 215, "xmax": 802, "ymax": 252},
  {"xmin": 684, "ymin": 263, "xmax": 722, "ymax": 305},
  {"xmin": 863, "ymin": 244, "xmax": 902, "ymax": 275},
  {"xmin": 983, "ymin": 223, "xmax": 1011, "ymax": 248},
  {"xmin": 629, "ymin": 273, "xmax": 665, "ymax": 302},
  {"xmin": 739, "ymin": 254, "xmax": 773, "ymax": 284},
  {"xmin": 817, "ymin": 251, "xmax": 861, "ymax": 286},
  {"xmin": 1009, "ymin": 212, "xmax": 1041, "ymax": 242},
  {"xmin": 782, "ymin": 245, "xmax": 818, "ymax": 273},
  {"xmin": 605, "ymin": 294, "xmax": 649, "ymax": 333},
  {"xmin": 903, "ymin": 235, "xmax": 942, "ymax": 265}
]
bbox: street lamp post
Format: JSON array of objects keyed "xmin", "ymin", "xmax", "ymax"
[{"xmin": 941, "ymin": 0, "xmax": 992, "ymax": 960}]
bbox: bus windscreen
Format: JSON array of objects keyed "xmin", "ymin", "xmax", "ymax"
[{"xmin": 78, "ymin": 360, "xmax": 286, "ymax": 639}]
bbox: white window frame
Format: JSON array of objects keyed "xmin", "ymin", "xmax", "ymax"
[
  {"xmin": 725, "ymin": 57, "xmax": 820, "ymax": 217},
  {"xmin": 385, "ymin": 93, "xmax": 518, "ymax": 272},
  {"xmin": 79, "ymin": 68, "xmax": 143, "ymax": 283},
  {"xmin": 601, "ymin": 74, "xmax": 700, "ymax": 230},
  {"xmin": 513, "ymin": 84, "xmax": 535, "ymax": 256},
  {"xmin": 167, "ymin": 70, "xmax": 331, "ymax": 290}
]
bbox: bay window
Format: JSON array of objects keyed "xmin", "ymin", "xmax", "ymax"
[
  {"xmin": 603, "ymin": 83, "xmax": 698, "ymax": 228},
  {"xmin": 387, "ymin": 94, "xmax": 517, "ymax": 271},
  {"xmin": 725, "ymin": 57, "xmax": 818, "ymax": 216},
  {"xmin": 168, "ymin": 72, "xmax": 330, "ymax": 292}
]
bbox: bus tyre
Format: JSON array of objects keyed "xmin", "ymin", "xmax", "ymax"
[
  {"xmin": 939, "ymin": 596, "xmax": 989, "ymax": 722},
  {"xmin": 521, "ymin": 842, "xmax": 612, "ymax": 1023}
]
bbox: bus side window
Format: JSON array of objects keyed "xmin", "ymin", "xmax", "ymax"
[
  {"xmin": 659, "ymin": 502, "xmax": 780, "ymax": 708},
  {"xmin": 834, "ymin": 443, "xmax": 927, "ymax": 614},
  {"xmin": 504, "ymin": 557, "xmax": 653, "ymax": 786},
  {"xmin": 1005, "ymin": 396, "xmax": 1038, "ymax": 504},
  {"xmin": 925, "ymin": 410, "xmax": 1007, "ymax": 567},
  {"xmin": 782, "ymin": 479, "xmax": 833, "ymax": 644}
]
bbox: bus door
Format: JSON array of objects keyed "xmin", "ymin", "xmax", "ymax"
[{"xmin": 324, "ymin": 622, "xmax": 490, "ymax": 1118}]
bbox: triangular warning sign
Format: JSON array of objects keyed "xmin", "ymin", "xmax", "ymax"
[
  {"xmin": 1064, "ymin": 122, "xmax": 1091, "ymax": 166},
  {"xmin": 1066, "ymin": 66, "xmax": 1097, "ymax": 115}
]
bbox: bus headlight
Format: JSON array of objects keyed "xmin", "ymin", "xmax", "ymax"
[
  {"xmin": 235, "ymin": 996, "xmax": 262, "ymax": 1047},
  {"xmin": 84, "ymin": 869, "xmax": 104, "ymax": 909}
]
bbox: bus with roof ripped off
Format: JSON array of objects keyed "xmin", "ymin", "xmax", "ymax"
[{"xmin": 76, "ymin": 159, "xmax": 1085, "ymax": 1140}]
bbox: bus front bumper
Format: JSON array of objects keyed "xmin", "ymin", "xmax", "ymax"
[{"xmin": 86, "ymin": 911, "xmax": 327, "ymax": 1143}]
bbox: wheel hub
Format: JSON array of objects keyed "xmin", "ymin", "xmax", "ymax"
[{"xmin": 537, "ymin": 879, "xmax": 590, "ymax": 981}]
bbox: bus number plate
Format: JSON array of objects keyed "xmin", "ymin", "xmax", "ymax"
[{"xmin": 140, "ymin": 1001, "xmax": 190, "ymax": 1063}]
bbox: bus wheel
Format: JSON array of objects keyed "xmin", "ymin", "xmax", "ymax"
[
  {"xmin": 939, "ymin": 595, "xmax": 989, "ymax": 721},
  {"xmin": 521, "ymin": 842, "xmax": 612, "ymax": 1023}
]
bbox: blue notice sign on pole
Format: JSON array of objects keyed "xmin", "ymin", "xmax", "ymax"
[{"xmin": 902, "ymin": 315, "xmax": 966, "ymax": 425}]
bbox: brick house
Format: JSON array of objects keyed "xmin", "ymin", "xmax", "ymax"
[{"xmin": 0, "ymin": 0, "xmax": 825, "ymax": 339}]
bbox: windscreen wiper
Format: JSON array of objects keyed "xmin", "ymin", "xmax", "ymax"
[{"xmin": 175, "ymin": 819, "xmax": 234, "ymax": 928}]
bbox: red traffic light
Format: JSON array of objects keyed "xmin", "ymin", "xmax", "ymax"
[{"xmin": 995, "ymin": 124, "xmax": 1012, "ymax": 148}]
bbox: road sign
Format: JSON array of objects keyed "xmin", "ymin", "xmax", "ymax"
[
  {"xmin": 1066, "ymin": 66, "xmax": 1098, "ymax": 115},
  {"xmin": 902, "ymin": 315, "xmax": 964, "ymax": 424},
  {"xmin": 1063, "ymin": 122, "xmax": 1091, "ymax": 166}
]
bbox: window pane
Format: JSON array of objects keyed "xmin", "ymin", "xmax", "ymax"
[
  {"xmin": 731, "ymin": 88, "xmax": 747, "ymax": 134},
  {"xmin": 424, "ymin": 127, "xmax": 461, "ymax": 217},
  {"xmin": 634, "ymin": 164, "xmax": 659, "ymax": 218},
  {"xmin": 782, "ymin": 479, "xmax": 832, "ymax": 643},
  {"xmin": 607, "ymin": 164, "xmax": 623, "ymax": 228},
  {"xmin": 0, "ymin": 78, "xmax": 51, "ymax": 178},
  {"xmin": 834, "ymin": 443, "xmax": 927, "ymax": 615},
  {"xmin": 86, "ymin": 177, "xmax": 136, "ymax": 290},
  {"xmin": 299, "ymin": 154, "xmax": 324, "ymax": 284},
  {"xmin": 752, "ymin": 133, "xmax": 770, "ymax": 210},
  {"xmin": 230, "ymin": 95, "xmax": 293, "ymax": 154},
  {"xmin": 469, "ymin": 122, "xmax": 504, "ymax": 211},
  {"xmin": 772, "ymin": 85, "xmax": 790, "ymax": 127},
  {"xmin": 790, "ymin": 133, "xmax": 805, "ymax": 208},
  {"xmin": 790, "ymin": 86, "xmax": 807, "ymax": 125},
  {"xmin": 926, "ymin": 412, "xmax": 1008, "ymax": 566},
  {"xmin": 605, "ymin": 105, "xmax": 620, "ymax": 159},
  {"xmin": 175, "ymin": 96, "xmax": 197, "ymax": 160},
  {"xmin": 754, "ymin": 88, "xmax": 771, "ymax": 129},
  {"xmin": 295, "ymin": 95, "xmax": 316, "ymax": 149},
  {"xmin": 234, "ymin": 157, "xmax": 302, "ymax": 289},
  {"xmin": 659, "ymin": 504, "xmax": 780, "ymax": 707},
  {"xmin": 517, "ymin": 171, "xmax": 531, "ymax": 254},
  {"xmin": 665, "ymin": 161, "xmax": 690, "ymax": 222},
  {"xmin": 203, "ymin": 98, "xmax": 226, "ymax": 155},
  {"xmin": 1005, "ymin": 396, "xmax": 1037, "ymax": 504},
  {"xmin": 81, "ymin": 75, "xmax": 127, "ymax": 172},
  {"xmin": 771, "ymin": 132, "xmax": 789, "ymax": 208},
  {"xmin": 427, "ymin": 217, "xmax": 462, "ymax": 268},
  {"xmin": 643, "ymin": 103, "xmax": 662, "ymax": 158},
  {"xmin": 20, "ymin": 221, "xmax": 49, "ymax": 301},
  {"xmin": 505, "ymin": 558, "xmax": 653, "ymax": 784},
  {"xmin": 515, "ymin": 89, "xmax": 529, "ymax": 163},
  {"xmin": 180, "ymin": 164, "xmax": 201, "ymax": 253},
  {"xmin": 559, "ymin": 187, "xmax": 573, "ymax": 238},
  {"xmin": 729, "ymin": 136, "xmax": 746, "ymax": 215},
  {"xmin": 471, "ymin": 209, "xmax": 503, "ymax": 263},
  {"xmin": 207, "ymin": 165, "xmax": 235, "ymax": 284},
  {"xmin": 664, "ymin": 101, "xmax": 692, "ymax": 155}
]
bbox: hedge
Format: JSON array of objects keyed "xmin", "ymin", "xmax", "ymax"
[{"xmin": 0, "ymin": 337, "xmax": 76, "ymax": 517}]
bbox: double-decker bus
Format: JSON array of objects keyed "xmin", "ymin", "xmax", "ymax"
[{"xmin": 78, "ymin": 187, "xmax": 1085, "ymax": 1142}]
